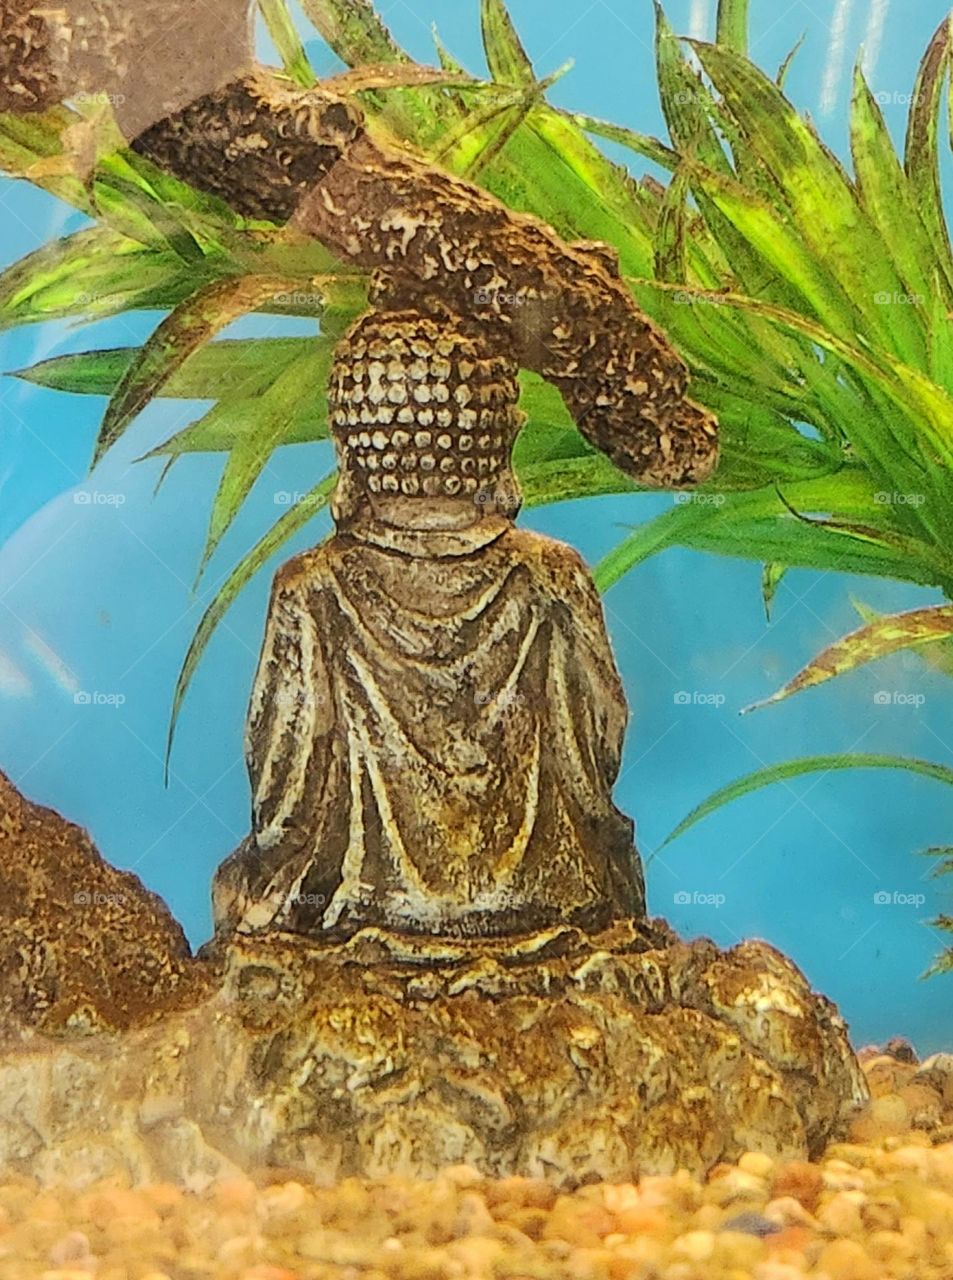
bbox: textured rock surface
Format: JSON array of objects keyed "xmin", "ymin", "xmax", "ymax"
[
  {"xmin": 0, "ymin": 912, "xmax": 867, "ymax": 1187},
  {"xmin": 0, "ymin": 771, "xmax": 209, "ymax": 1036}
]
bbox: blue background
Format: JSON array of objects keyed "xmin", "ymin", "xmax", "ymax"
[{"xmin": 0, "ymin": 0, "xmax": 951, "ymax": 1049}]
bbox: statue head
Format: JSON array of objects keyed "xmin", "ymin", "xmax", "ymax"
[{"xmin": 328, "ymin": 310, "xmax": 526, "ymax": 534}]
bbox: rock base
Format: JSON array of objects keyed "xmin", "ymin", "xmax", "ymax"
[{"xmin": 0, "ymin": 920, "xmax": 867, "ymax": 1187}]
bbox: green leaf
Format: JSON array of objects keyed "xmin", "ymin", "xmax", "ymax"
[
  {"xmin": 744, "ymin": 604, "xmax": 953, "ymax": 712},
  {"xmin": 258, "ymin": 0, "xmax": 318, "ymax": 87},
  {"xmin": 639, "ymin": 281, "xmax": 953, "ymax": 544},
  {"xmin": 299, "ymin": 0, "xmax": 407, "ymax": 66},
  {"xmin": 574, "ymin": 113, "xmax": 679, "ymax": 173},
  {"xmin": 850, "ymin": 68, "xmax": 941, "ymax": 312},
  {"xmin": 166, "ymin": 473, "xmax": 338, "ymax": 773},
  {"xmin": 0, "ymin": 105, "xmax": 93, "ymax": 210},
  {"xmin": 665, "ymin": 755, "xmax": 953, "ymax": 847},
  {"xmin": 905, "ymin": 16, "xmax": 953, "ymax": 298},
  {"xmin": 15, "ymin": 338, "xmax": 312, "ymax": 401},
  {"xmin": 481, "ymin": 0, "xmax": 535, "ymax": 86},
  {"xmin": 93, "ymin": 276, "xmax": 301, "ymax": 465},
  {"xmin": 0, "ymin": 227, "xmax": 195, "ymax": 330},
  {"xmin": 592, "ymin": 470, "xmax": 946, "ymax": 595},
  {"xmin": 434, "ymin": 68, "xmax": 571, "ymax": 179},
  {"xmin": 776, "ymin": 35, "xmax": 805, "ymax": 89},
  {"xmin": 195, "ymin": 346, "xmax": 336, "ymax": 577},
  {"xmin": 692, "ymin": 39, "xmax": 930, "ymax": 367},
  {"xmin": 716, "ymin": 0, "xmax": 749, "ymax": 54},
  {"xmin": 761, "ymin": 563, "xmax": 786, "ymax": 619}
]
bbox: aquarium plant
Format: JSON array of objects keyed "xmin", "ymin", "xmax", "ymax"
[{"xmin": 3, "ymin": 0, "xmax": 953, "ymax": 951}]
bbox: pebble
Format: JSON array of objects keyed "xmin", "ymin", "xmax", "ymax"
[{"xmin": 11, "ymin": 1049, "xmax": 953, "ymax": 1279}]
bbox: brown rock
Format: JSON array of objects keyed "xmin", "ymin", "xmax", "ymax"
[
  {"xmin": 0, "ymin": 921, "xmax": 866, "ymax": 1188},
  {"xmin": 860, "ymin": 1055, "xmax": 917, "ymax": 1099},
  {"xmin": 0, "ymin": 772, "xmax": 209, "ymax": 1036},
  {"xmin": 897, "ymin": 1083, "xmax": 942, "ymax": 1130},
  {"xmin": 913, "ymin": 1053, "xmax": 953, "ymax": 1105},
  {"xmin": 883, "ymin": 1036, "xmax": 918, "ymax": 1065}
]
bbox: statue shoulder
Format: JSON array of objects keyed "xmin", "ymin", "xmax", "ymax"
[
  {"xmin": 501, "ymin": 528, "xmax": 597, "ymax": 602},
  {"xmin": 271, "ymin": 543, "xmax": 336, "ymax": 598}
]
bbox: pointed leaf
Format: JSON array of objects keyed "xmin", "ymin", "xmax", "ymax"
[
  {"xmin": 665, "ymin": 755, "xmax": 953, "ymax": 846},
  {"xmin": 93, "ymin": 275, "xmax": 299, "ymax": 465},
  {"xmin": 481, "ymin": 0, "xmax": 535, "ymax": 87},
  {"xmin": 692, "ymin": 39, "xmax": 930, "ymax": 367},
  {"xmin": 299, "ymin": 0, "xmax": 407, "ymax": 66},
  {"xmin": 195, "ymin": 346, "xmax": 336, "ymax": 576},
  {"xmin": 905, "ymin": 16, "xmax": 953, "ymax": 297},
  {"xmin": 17, "ymin": 338, "xmax": 312, "ymax": 400},
  {"xmin": 166, "ymin": 472, "xmax": 337, "ymax": 771},
  {"xmin": 851, "ymin": 68, "xmax": 940, "ymax": 311},
  {"xmin": 762, "ymin": 563, "xmax": 786, "ymax": 619},
  {"xmin": 0, "ymin": 227, "xmax": 194, "ymax": 330},
  {"xmin": 745, "ymin": 604, "xmax": 953, "ymax": 712},
  {"xmin": 574, "ymin": 113, "xmax": 679, "ymax": 172},
  {"xmin": 258, "ymin": 0, "xmax": 318, "ymax": 87}
]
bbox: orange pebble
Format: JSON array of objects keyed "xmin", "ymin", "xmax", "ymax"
[
  {"xmin": 771, "ymin": 1161, "xmax": 824, "ymax": 1213},
  {"xmin": 240, "ymin": 1268, "xmax": 301, "ymax": 1280}
]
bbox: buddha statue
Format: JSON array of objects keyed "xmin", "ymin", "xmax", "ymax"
[{"xmin": 212, "ymin": 308, "xmax": 649, "ymax": 940}]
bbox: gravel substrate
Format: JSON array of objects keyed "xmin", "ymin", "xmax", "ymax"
[{"xmin": 7, "ymin": 1041, "xmax": 953, "ymax": 1280}]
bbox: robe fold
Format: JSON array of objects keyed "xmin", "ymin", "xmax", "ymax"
[{"xmin": 214, "ymin": 516, "xmax": 646, "ymax": 939}]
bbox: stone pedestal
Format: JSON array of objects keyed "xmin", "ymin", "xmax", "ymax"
[{"xmin": 0, "ymin": 908, "xmax": 867, "ymax": 1188}]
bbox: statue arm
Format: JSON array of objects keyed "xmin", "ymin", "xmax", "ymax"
[
  {"xmin": 246, "ymin": 563, "xmax": 335, "ymax": 852},
  {"xmin": 545, "ymin": 546, "xmax": 629, "ymax": 786}
]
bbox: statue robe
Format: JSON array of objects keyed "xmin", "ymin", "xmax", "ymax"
[{"xmin": 214, "ymin": 515, "xmax": 645, "ymax": 939}]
